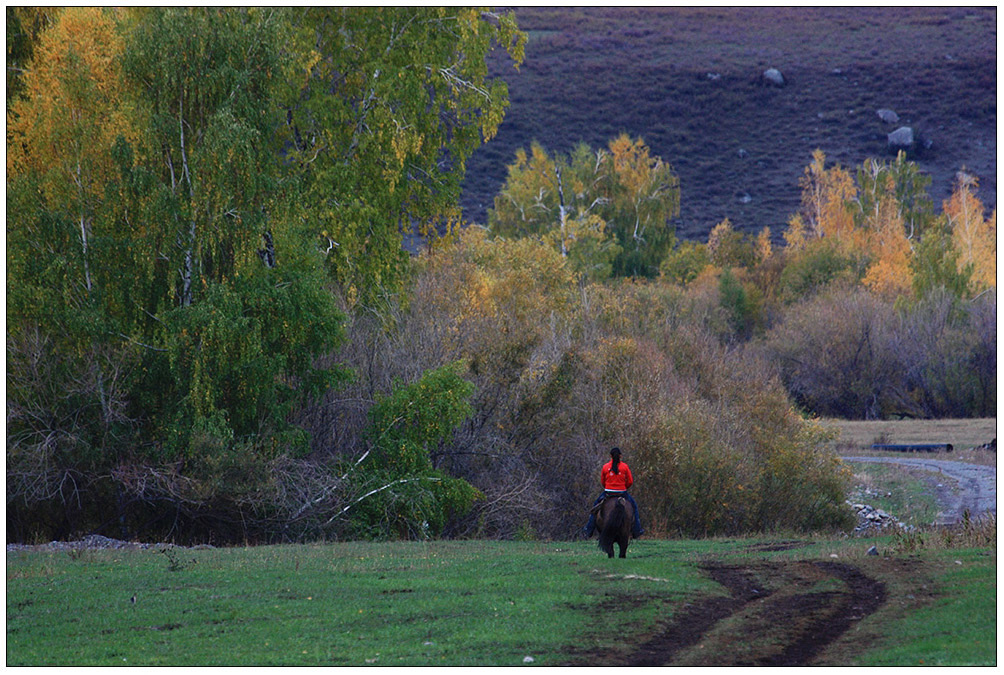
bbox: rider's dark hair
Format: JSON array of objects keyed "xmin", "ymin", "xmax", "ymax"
[{"xmin": 610, "ymin": 447, "xmax": 621, "ymax": 474}]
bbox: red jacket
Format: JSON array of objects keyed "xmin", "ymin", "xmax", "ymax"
[{"xmin": 601, "ymin": 460, "xmax": 633, "ymax": 492}]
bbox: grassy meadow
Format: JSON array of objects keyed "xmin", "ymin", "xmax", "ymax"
[{"xmin": 7, "ymin": 535, "xmax": 995, "ymax": 667}]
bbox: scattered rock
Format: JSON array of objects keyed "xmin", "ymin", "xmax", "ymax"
[
  {"xmin": 876, "ymin": 108, "xmax": 900, "ymax": 124},
  {"xmin": 866, "ymin": 545, "xmax": 879, "ymax": 556},
  {"xmin": 846, "ymin": 500, "xmax": 914, "ymax": 534},
  {"xmin": 523, "ymin": 656, "xmax": 536, "ymax": 664},
  {"xmin": 737, "ymin": 148, "xmax": 749, "ymax": 159},
  {"xmin": 762, "ymin": 68, "xmax": 785, "ymax": 86},
  {"xmin": 737, "ymin": 192, "xmax": 753, "ymax": 204},
  {"xmin": 887, "ymin": 126, "xmax": 914, "ymax": 149}
]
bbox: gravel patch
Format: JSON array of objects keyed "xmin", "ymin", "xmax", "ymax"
[{"xmin": 6, "ymin": 534, "xmax": 212, "ymax": 553}]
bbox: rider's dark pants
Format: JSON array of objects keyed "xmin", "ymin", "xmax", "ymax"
[{"xmin": 583, "ymin": 491, "xmax": 643, "ymax": 537}]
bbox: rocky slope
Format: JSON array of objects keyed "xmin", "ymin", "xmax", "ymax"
[{"xmin": 461, "ymin": 7, "xmax": 996, "ymax": 242}]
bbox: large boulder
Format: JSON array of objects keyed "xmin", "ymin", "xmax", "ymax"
[
  {"xmin": 887, "ymin": 126, "xmax": 914, "ymax": 149},
  {"xmin": 762, "ymin": 68, "xmax": 785, "ymax": 86}
]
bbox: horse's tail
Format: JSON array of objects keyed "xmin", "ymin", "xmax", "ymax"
[{"xmin": 597, "ymin": 499, "xmax": 627, "ymax": 555}]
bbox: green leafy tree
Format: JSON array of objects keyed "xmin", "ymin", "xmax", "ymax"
[
  {"xmin": 853, "ymin": 152, "xmax": 935, "ymax": 239},
  {"xmin": 660, "ymin": 240, "xmax": 711, "ymax": 285},
  {"xmin": 910, "ymin": 218, "xmax": 973, "ymax": 299},
  {"xmin": 718, "ymin": 268, "xmax": 761, "ymax": 340},
  {"xmin": 8, "ymin": 9, "xmax": 350, "ymax": 540},
  {"xmin": 283, "ymin": 7, "xmax": 526, "ymax": 305},
  {"xmin": 348, "ymin": 362, "xmax": 481, "ymax": 538},
  {"xmin": 120, "ymin": 8, "xmax": 350, "ymax": 463},
  {"xmin": 778, "ymin": 238, "xmax": 864, "ymax": 302},
  {"xmin": 123, "ymin": 7, "xmax": 293, "ymax": 308}
]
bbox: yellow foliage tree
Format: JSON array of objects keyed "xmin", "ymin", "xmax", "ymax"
[
  {"xmin": 945, "ymin": 174, "xmax": 996, "ymax": 292},
  {"xmin": 798, "ymin": 150, "xmax": 858, "ymax": 246},
  {"xmin": 605, "ymin": 133, "xmax": 680, "ymax": 264},
  {"xmin": 782, "ymin": 213, "xmax": 808, "ymax": 251},
  {"xmin": 860, "ymin": 204, "xmax": 913, "ymax": 298},
  {"xmin": 8, "ymin": 7, "xmax": 138, "ymax": 294},
  {"xmin": 755, "ymin": 227, "xmax": 773, "ymax": 264},
  {"xmin": 858, "ymin": 169, "xmax": 914, "ymax": 298}
]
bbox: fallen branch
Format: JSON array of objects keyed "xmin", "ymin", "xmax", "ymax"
[{"xmin": 323, "ymin": 476, "xmax": 442, "ymax": 526}]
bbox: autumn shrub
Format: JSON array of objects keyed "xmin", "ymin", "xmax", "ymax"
[
  {"xmin": 761, "ymin": 284, "xmax": 996, "ymax": 419},
  {"xmin": 896, "ymin": 289, "xmax": 997, "ymax": 418},
  {"xmin": 310, "ymin": 230, "xmax": 855, "ymax": 539},
  {"xmin": 761, "ymin": 286, "xmax": 902, "ymax": 419},
  {"xmin": 628, "ymin": 327, "xmax": 854, "ymax": 536}
]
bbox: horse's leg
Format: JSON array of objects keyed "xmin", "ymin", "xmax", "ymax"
[{"xmin": 618, "ymin": 537, "xmax": 628, "ymax": 558}]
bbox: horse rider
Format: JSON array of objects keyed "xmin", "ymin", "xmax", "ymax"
[{"xmin": 582, "ymin": 447, "xmax": 644, "ymax": 538}]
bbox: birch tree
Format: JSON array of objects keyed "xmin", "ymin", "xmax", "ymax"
[{"xmin": 285, "ymin": 7, "xmax": 526, "ymax": 305}]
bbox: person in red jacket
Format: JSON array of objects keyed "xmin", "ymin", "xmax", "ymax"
[{"xmin": 582, "ymin": 447, "xmax": 644, "ymax": 538}]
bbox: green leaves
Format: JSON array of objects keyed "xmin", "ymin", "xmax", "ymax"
[
  {"xmin": 157, "ymin": 267, "xmax": 348, "ymax": 461},
  {"xmin": 353, "ymin": 362, "xmax": 480, "ymax": 537},
  {"xmin": 367, "ymin": 362, "xmax": 475, "ymax": 475},
  {"xmin": 285, "ymin": 7, "xmax": 526, "ymax": 303},
  {"xmin": 488, "ymin": 135, "xmax": 679, "ymax": 280}
]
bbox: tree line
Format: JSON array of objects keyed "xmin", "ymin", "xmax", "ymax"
[{"xmin": 6, "ymin": 8, "xmax": 994, "ymax": 544}]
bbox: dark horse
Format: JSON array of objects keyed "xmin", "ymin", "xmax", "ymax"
[{"xmin": 595, "ymin": 493, "xmax": 633, "ymax": 558}]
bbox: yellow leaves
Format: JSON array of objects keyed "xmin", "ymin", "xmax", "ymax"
[
  {"xmin": 755, "ymin": 227, "xmax": 772, "ymax": 264},
  {"xmin": 606, "ymin": 133, "xmax": 678, "ymax": 215},
  {"xmin": 783, "ymin": 214, "xmax": 808, "ymax": 251},
  {"xmin": 10, "ymin": 7, "xmax": 138, "ymax": 195},
  {"xmin": 386, "ymin": 125, "xmax": 424, "ymax": 189},
  {"xmin": 861, "ymin": 198, "xmax": 913, "ymax": 299},
  {"xmin": 945, "ymin": 174, "xmax": 996, "ymax": 292},
  {"xmin": 798, "ymin": 150, "xmax": 856, "ymax": 243},
  {"xmin": 706, "ymin": 218, "xmax": 733, "ymax": 263}
]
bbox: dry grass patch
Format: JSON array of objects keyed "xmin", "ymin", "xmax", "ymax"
[{"xmin": 821, "ymin": 418, "xmax": 997, "ymax": 466}]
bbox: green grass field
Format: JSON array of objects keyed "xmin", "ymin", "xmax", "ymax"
[{"xmin": 6, "ymin": 536, "xmax": 995, "ymax": 666}]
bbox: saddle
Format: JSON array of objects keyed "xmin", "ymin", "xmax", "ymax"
[{"xmin": 589, "ymin": 491, "xmax": 626, "ymax": 516}]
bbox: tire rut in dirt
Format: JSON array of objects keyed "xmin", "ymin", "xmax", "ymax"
[
  {"xmin": 625, "ymin": 560, "xmax": 887, "ymax": 666},
  {"xmin": 759, "ymin": 562, "xmax": 887, "ymax": 666},
  {"xmin": 625, "ymin": 564, "xmax": 768, "ymax": 666}
]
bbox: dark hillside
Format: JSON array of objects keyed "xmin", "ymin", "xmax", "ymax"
[{"xmin": 461, "ymin": 6, "xmax": 996, "ymax": 242}]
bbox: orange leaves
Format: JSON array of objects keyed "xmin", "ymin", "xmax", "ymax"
[
  {"xmin": 789, "ymin": 150, "xmax": 995, "ymax": 301},
  {"xmin": 10, "ymin": 7, "xmax": 136, "ymax": 181}
]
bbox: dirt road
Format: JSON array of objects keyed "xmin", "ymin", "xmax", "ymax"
[{"xmin": 841, "ymin": 456, "xmax": 997, "ymax": 525}]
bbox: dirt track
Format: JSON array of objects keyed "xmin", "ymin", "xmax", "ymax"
[
  {"xmin": 567, "ymin": 459, "xmax": 994, "ymax": 666},
  {"xmin": 568, "ymin": 547, "xmax": 891, "ymax": 667},
  {"xmin": 841, "ymin": 456, "xmax": 997, "ymax": 524}
]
